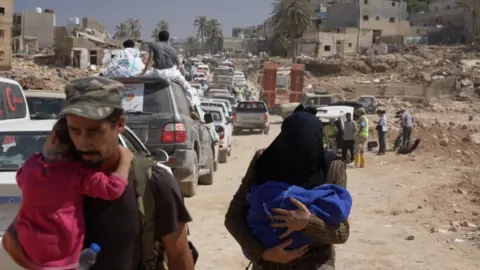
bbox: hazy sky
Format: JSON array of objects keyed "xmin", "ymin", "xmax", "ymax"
[{"xmin": 14, "ymin": 0, "xmax": 272, "ymax": 39}]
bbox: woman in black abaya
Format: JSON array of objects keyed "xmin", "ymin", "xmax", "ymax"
[{"xmin": 225, "ymin": 105, "xmax": 350, "ymax": 270}]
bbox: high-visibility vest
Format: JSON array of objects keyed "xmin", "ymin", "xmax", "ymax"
[
  {"xmin": 357, "ymin": 115, "xmax": 368, "ymax": 137},
  {"xmin": 325, "ymin": 125, "xmax": 336, "ymax": 138}
]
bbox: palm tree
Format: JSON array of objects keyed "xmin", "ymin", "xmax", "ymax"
[
  {"xmin": 115, "ymin": 18, "xmax": 142, "ymax": 39},
  {"xmin": 456, "ymin": 0, "xmax": 480, "ymax": 42},
  {"xmin": 151, "ymin": 20, "xmax": 169, "ymax": 40},
  {"xmin": 205, "ymin": 18, "xmax": 223, "ymax": 54},
  {"xmin": 125, "ymin": 18, "xmax": 142, "ymax": 39},
  {"xmin": 270, "ymin": 0, "xmax": 313, "ymax": 62},
  {"xmin": 193, "ymin": 16, "xmax": 209, "ymax": 53},
  {"xmin": 185, "ymin": 36, "xmax": 200, "ymax": 56},
  {"xmin": 114, "ymin": 22, "xmax": 129, "ymax": 39}
]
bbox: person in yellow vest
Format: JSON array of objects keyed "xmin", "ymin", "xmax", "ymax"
[
  {"xmin": 354, "ymin": 108, "xmax": 368, "ymax": 168},
  {"xmin": 324, "ymin": 118, "xmax": 338, "ymax": 153}
]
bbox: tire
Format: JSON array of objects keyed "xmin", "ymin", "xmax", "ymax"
[
  {"xmin": 213, "ymin": 161, "xmax": 218, "ymax": 171},
  {"xmin": 227, "ymin": 145, "xmax": 232, "ymax": 156},
  {"xmin": 199, "ymin": 148, "xmax": 214, "ymax": 185},
  {"xmin": 263, "ymin": 126, "xmax": 269, "ymax": 135},
  {"xmin": 181, "ymin": 152, "xmax": 198, "ymax": 197},
  {"xmin": 219, "ymin": 149, "xmax": 228, "ymax": 163},
  {"xmin": 233, "ymin": 127, "xmax": 240, "ymax": 135}
]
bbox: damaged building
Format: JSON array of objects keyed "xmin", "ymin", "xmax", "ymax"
[
  {"xmin": 408, "ymin": 0, "xmax": 472, "ymax": 44},
  {"xmin": 54, "ymin": 17, "xmax": 121, "ymax": 68},
  {"xmin": 297, "ymin": 0, "xmax": 419, "ymax": 57},
  {"xmin": 12, "ymin": 8, "xmax": 56, "ymax": 54}
]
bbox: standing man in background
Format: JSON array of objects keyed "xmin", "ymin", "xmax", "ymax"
[
  {"xmin": 141, "ymin": 30, "xmax": 180, "ymax": 74},
  {"xmin": 399, "ymin": 108, "xmax": 413, "ymax": 147},
  {"xmin": 324, "ymin": 119, "xmax": 338, "ymax": 153},
  {"xmin": 354, "ymin": 108, "xmax": 368, "ymax": 168},
  {"xmin": 342, "ymin": 112, "xmax": 356, "ymax": 162}
]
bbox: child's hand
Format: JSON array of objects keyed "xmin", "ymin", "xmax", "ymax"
[{"xmin": 119, "ymin": 146, "xmax": 134, "ymax": 162}]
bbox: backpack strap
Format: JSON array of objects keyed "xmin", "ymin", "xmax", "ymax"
[{"xmin": 131, "ymin": 156, "xmax": 157, "ymax": 269}]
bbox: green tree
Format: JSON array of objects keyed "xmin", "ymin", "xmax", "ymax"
[
  {"xmin": 193, "ymin": 16, "xmax": 209, "ymax": 53},
  {"xmin": 151, "ymin": 20, "xmax": 169, "ymax": 40},
  {"xmin": 115, "ymin": 18, "xmax": 142, "ymax": 39},
  {"xmin": 114, "ymin": 22, "xmax": 129, "ymax": 39},
  {"xmin": 185, "ymin": 36, "xmax": 201, "ymax": 56},
  {"xmin": 270, "ymin": 0, "xmax": 313, "ymax": 62},
  {"xmin": 456, "ymin": 0, "xmax": 480, "ymax": 41},
  {"xmin": 205, "ymin": 19, "xmax": 223, "ymax": 54},
  {"xmin": 270, "ymin": 33, "xmax": 290, "ymax": 57}
]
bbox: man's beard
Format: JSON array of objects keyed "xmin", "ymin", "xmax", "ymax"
[{"xmin": 77, "ymin": 150, "xmax": 104, "ymax": 167}]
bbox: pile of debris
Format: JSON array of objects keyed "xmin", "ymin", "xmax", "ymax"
[
  {"xmin": 264, "ymin": 45, "xmax": 480, "ymax": 102},
  {"xmin": 0, "ymin": 57, "xmax": 92, "ymax": 90}
]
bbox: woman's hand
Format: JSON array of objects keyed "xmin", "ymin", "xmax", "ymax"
[{"xmin": 269, "ymin": 197, "xmax": 312, "ymax": 238}]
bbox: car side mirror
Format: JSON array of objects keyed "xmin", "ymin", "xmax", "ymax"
[
  {"xmin": 155, "ymin": 149, "xmax": 169, "ymax": 163},
  {"xmin": 204, "ymin": 113, "xmax": 213, "ymax": 124}
]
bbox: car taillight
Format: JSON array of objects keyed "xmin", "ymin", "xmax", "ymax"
[
  {"xmin": 264, "ymin": 113, "xmax": 268, "ymax": 120},
  {"xmin": 215, "ymin": 126, "xmax": 225, "ymax": 139},
  {"xmin": 161, "ymin": 123, "xmax": 187, "ymax": 143},
  {"xmin": 232, "ymin": 113, "xmax": 236, "ymax": 120}
]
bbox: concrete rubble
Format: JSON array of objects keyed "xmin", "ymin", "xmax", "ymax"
[
  {"xmin": 247, "ymin": 45, "xmax": 480, "ymax": 104},
  {"xmin": 0, "ymin": 57, "xmax": 92, "ymax": 90}
]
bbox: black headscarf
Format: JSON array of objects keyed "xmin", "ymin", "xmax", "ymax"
[{"xmin": 254, "ymin": 107, "xmax": 327, "ymax": 187}]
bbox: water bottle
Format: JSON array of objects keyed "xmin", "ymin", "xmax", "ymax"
[{"xmin": 78, "ymin": 243, "xmax": 101, "ymax": 270}]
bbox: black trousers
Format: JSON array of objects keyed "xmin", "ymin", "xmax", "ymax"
[
  {"xmin": 402, "ymin": 126, "xmax": 412, "ymax": 147},
  {"xmin": 378, "ymin": 130, "xmax": 386, "ymax": 153},
  {"xmin": 341, "ymin": 140, "xmax": 355, "ymax": 161}
]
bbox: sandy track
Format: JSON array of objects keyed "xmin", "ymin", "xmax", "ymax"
[{"xmin": 185, "ymin": 116, "xmax": 480, "ymax": 270}]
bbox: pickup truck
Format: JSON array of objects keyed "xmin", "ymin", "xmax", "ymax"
[
  {"xmin": 233, "ymin": 101, "xmax": 270, "ymax": 135},
  {"xmin": 113, "ymin": 77, "xmax": 215, "ymax": 197}
]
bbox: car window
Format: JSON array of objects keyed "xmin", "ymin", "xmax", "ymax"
[
  {"xmin": 123, "ymin": 83, "xmax": 172, "ymax": 113},
  {"xmin": 0, "ymin": 82, "xmax": 28, "ymax": 120},
  {"xmin": 119, "ymin": 133, "xmax": 138, "ymax": 153},
  {"xmin": 201, "ymin": 103, "xmax": 226, "ymax": 115},
  {"xmin": 171, "ymin": 83, "xmax": 191, "ymax": 116},
  {"xmin": 204, "ymin": 110, "xmax": 222, "ymax": 122},
  {"xmin": 319, "ymin": 97, "xmax": 332, "ymax": 104},
  {"xmin": 212, "ymin": 96, "xmax": 236, "ymax": 106},
  {"xmin": 26, "ymin": 97, "xmax": 65, "ymax": 119},
  {"xmin": 119, "ymin": 132, "xmax": 145, "ymax": 156},
  {"xmin": 237, "ymin": 102, "xmax": 267, "ymax": 112},
  {"xmin": 0, "ymin": 132, "xmax": 48, "ymax": 171}
]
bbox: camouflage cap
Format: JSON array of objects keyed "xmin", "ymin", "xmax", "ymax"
[{"xmin": 59, "ymin": 77, "xmax": 124, "ymax": 120}]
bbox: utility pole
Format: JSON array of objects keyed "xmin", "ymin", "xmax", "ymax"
[{"xmin": 356, "ymin": 0, "xmax": 362, "ymax": 53}]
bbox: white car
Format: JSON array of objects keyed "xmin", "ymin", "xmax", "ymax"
[
  {"xmin": 200, "ymin": 100, "xmax": 229, "ymax": 119},
  {"xmin": 24, "ymin": 90, "xmax": 65, "ymax": 119},
  {"xmin": 0, "ymin": 78, "xmax": 30, "ymax": 122},
  {"xmin": 201, "ymin": 106, "xmax": 233, "ymax": 163},
  {"xmin": 234, "ymin": 71, "xmax": 245, "ymax": 77},
  {"xmin": 205, "ymin": 97, "xmax": 234, "ymax": 117},
  {"xmin": 0, "ymin": 119, "xmax": 169, "ymax": 269}
]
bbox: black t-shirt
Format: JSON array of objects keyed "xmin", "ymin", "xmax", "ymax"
[{"xmin": 83, "ymin": 164, "xmax": 192, "ymax": 270}]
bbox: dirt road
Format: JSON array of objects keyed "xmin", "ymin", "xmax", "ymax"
[{"xmin": 185, "ymin": 116, "xmax": 480, "ymax": 270}]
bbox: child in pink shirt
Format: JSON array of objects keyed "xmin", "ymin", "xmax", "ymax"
[{"xmin": 14, "ymin": 120, "xmax": 132, "ymax": 270}]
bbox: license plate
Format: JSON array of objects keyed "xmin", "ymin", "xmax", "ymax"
[{"xmin": 241, "ymin": 117, "xmax": 260, "ymax": 121}]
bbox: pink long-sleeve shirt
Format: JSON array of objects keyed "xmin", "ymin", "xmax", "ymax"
[{"xmin": 14, "ymin": 153, "xmax": 127, "ymax": 269}]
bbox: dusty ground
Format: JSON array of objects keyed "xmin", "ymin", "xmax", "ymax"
[{"xmin": 185, "ymin": 116, "xmax": 480, "ymax": 270}]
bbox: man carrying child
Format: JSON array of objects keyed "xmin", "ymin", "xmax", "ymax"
[{"xmin": 3, "ymin": 77, "xmax": 195, "ymax": 270}]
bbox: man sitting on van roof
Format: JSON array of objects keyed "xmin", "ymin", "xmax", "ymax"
[{"xmin": 99, "ymin": 39, "xmax": 145, "ymax": 78}]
